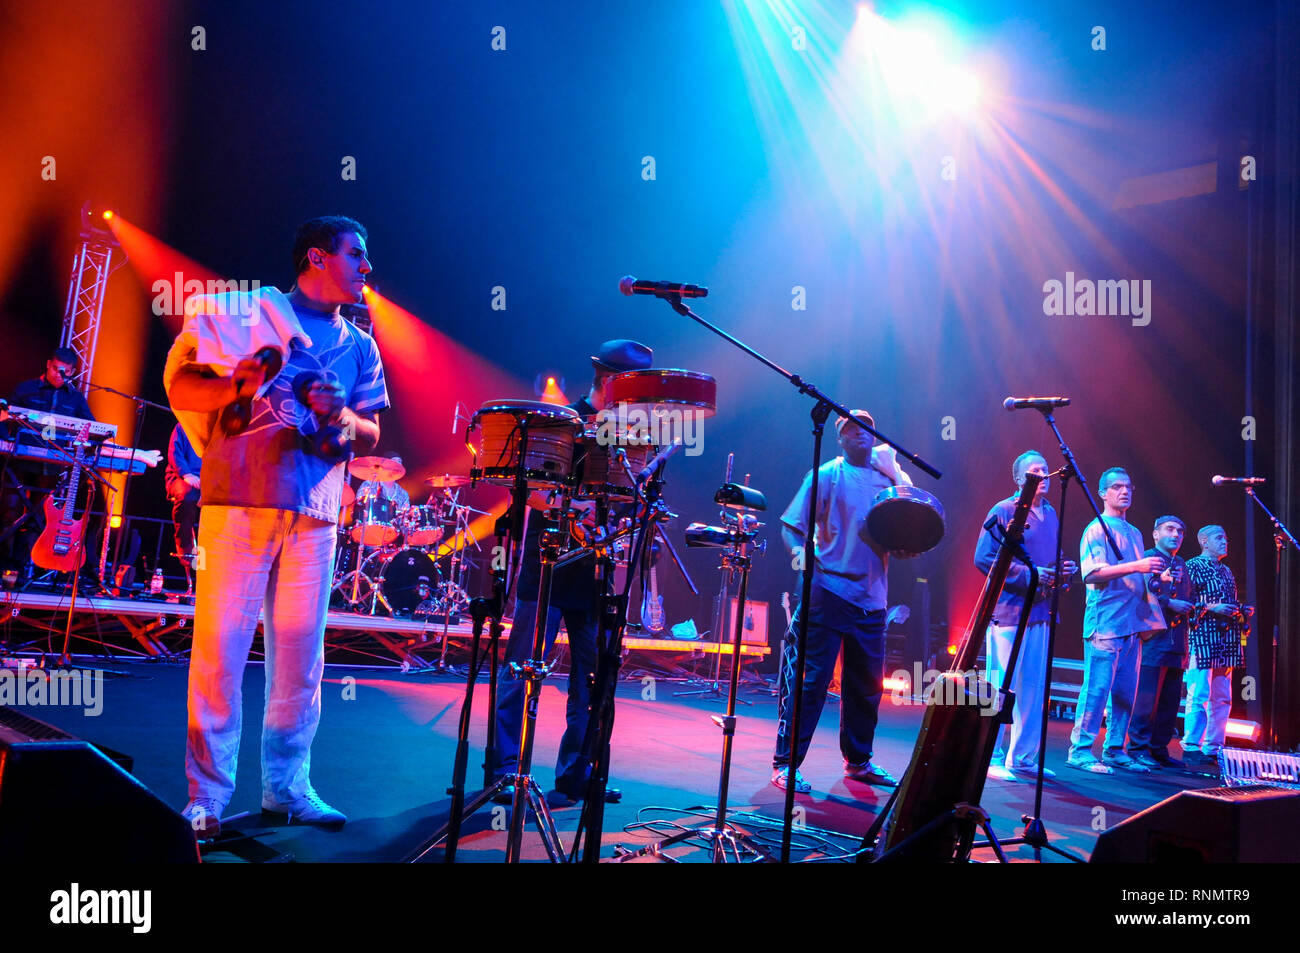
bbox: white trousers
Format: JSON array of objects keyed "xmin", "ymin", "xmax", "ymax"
[
  {"xmin": 1183, "ymin": 666, "xmax": 1232, "ymax": 754},
  {"xmin": 985, "ymin": 621, "xmax": 1050, "ymax": 769},
  {"xmin": 186, "ymin": 505, "xmax": 335, "ymax": 806}
]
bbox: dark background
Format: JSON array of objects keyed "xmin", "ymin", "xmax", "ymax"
[{"xmin": 2, "ymin": 1, "xmax": 1295, "ymax": 740}]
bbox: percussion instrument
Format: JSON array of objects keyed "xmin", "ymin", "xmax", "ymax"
[
  {"xmin": 865, "ymin": 485, "xmax": 945, "ymax": 558},
  {"xmin": 402, "ymin": 504, "xmax": 447, "ymax": 547},
  {"xmin": 371, "ymin": 547, "xmax": 440, "ymax": 616},
  {"xmin": 424, "ymin": 473, "xmax": 472, "ymax": 489},
  {"xmin": 469, "ymin": 400, "xmax": 583, "ymax": 488},
  {"xmin": 349, "ymin": 455, "xmax": 407, "ymax": 482},
  {"xmin": 351, "ymin": 495, "xmax": 402, "ymax": 546},
  {"xmin": 602, "ymin": 368, "xmax": 717, "ymax": 418},
  {"xmin": 573, "ymin": 427, "xmax": 655, "ymax": 500}
]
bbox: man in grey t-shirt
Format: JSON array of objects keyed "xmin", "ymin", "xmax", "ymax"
[
  {"xmin": 771, "ymin": 409, "xmax": 912, "ymax": 793},
  {"xmin": 1067, "ymin": 467, "xmax": 1167, "ymax": 774}
]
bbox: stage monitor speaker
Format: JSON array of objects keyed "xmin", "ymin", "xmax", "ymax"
[
  {"xmin": 0, "ymin": 705, "xmax": 199, "ymax": 863},
  {"xmin": 1090, "ymin": 784, "xmax": 1300, "ymax": 863}
]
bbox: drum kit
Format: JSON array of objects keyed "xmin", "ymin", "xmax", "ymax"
[{"xmin": 331, "ymin": 456, "xmax": 485, "ymax": 620}]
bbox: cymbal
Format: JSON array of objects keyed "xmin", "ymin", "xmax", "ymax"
[
  {"xmin": 350, "ymin": 456, "xmax": 406, "ymax": 482},
  {"xmin": 424, "ymin": 473, "xmax": 472, "ymax": 488}
]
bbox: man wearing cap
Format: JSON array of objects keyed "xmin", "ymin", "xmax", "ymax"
[
  {"xmin": 491, "ymin": 339, "xmax": 652, "ymax": 807},
  {"xmin": 771, "ymin": 408, "xmax": 911, "ymax": 793},
  {"xmin": 1129, "ymin": 516, "xmax": 1194, "ymax": 769}
]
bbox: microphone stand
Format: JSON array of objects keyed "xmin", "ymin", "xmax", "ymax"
[
  {"xmin": 1240, "ymin": 487, "xmax": 1297, "ymax": 749},
  {"xmin": 997, "ymin": 407, "xmax": 1116, "ymax": 862},
  {"xmin": 650, "ymin": 292, "xmax": 941, "ymax": 864}
]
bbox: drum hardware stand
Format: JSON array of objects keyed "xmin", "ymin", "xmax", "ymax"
[
  {"xmin": 614, "ymin": 480, "xmax": 772, "ymax": 863},
  {"xmin": 677, "ymin": 453, "xmax": 764, "ymax": 702},
  {"xmin": 405, "ymin": 513, "xmax": 511, "ymax": 863},
  {"xmin": 570, "ymin": 456, "xmax": 672, "ymax": 863},
  {"xmin": 407, "ymin": 414, "xmax": 573, "ymax": 863}
]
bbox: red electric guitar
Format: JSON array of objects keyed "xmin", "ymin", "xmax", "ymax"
[{"xmin": 30, "ymin": 422, "xmax": 93, "ymax": 573}]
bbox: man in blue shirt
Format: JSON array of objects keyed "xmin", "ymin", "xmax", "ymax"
[
  {"xmin": 166, "ymin": 216, "xmax": 387, "ymax": 837},
  {"xmin": 974, "ymin": 451, "xmax": 1075, "ymax": 782}
]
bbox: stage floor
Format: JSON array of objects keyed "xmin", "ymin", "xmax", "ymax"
[{"xmin": 9, "ymin": 656, "xmax": 1220, "ymax": 863}]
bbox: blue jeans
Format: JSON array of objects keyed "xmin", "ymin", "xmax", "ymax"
[
  {"xmin": 1128, "ymin": 662, "xmax": 1184, "ymax": 753},
  {"xmin": 492, "ymin": 600, "xmax": 600, "ymax": 793},
  {"xmin": 773, "ymin": 584, "xmax": 885, "ymax": 770},
  {"xmin": 1069, "ymin": 634, "xmax": 1141, "ymax": 761}
]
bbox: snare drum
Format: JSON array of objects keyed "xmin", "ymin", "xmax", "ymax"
[
  {"xmin": 350, "ymin": 495, "xmax": 401, "ymax": 546},
  {"xmin": 402, "ymin": 504, "xmax": 446, "ymax": 547},
  {"xmin": 573, "ymin": 427, "xmax": 655, "ymax": 499},
  {"xmin": 471, "ymin": 400, "xmax": 583, "ymax": 489},
  {"xmin": 866, "ymin": 486, "xmax": 946, "ymax": 558}
]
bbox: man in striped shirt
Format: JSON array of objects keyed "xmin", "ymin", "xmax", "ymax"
[{"xmin": 1183, "ymin": 525, "xmax": 1253, "ymax": 766}]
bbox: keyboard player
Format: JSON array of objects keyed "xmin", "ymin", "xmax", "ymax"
[{"xmin": 2, "ymin": 347, "xmax": 97, "ymax": 581}]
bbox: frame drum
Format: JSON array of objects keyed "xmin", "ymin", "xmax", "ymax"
[{"xmin": 866, "ymin": 486, "xmax": 946, "ymax": 557}]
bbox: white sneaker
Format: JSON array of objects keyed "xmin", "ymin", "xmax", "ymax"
[
  {"xmin": 262, "ymin": 788, "xmax": 347, "ymax": 827},
  {"xmin": 182, "ymin": 797, "xmax": 224, "ymax": 839},
  {"xmin": 771, "ymin": 767, "xmax": 812, "ymax": 793},
  {"xmin": 986, "ymin": 765, "xmax": 1024, "ymax": 783}
]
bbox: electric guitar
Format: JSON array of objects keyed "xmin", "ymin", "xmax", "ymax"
[
  {"xmin": 639, "ymin": 536, "xmax": 665, "ymax": 633},
  {"xmin": 30, "ymin": 422, "xmax": 93, "ymax": 573}
]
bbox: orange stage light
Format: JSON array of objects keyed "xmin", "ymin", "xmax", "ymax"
[{"xmin": 539, "ymin": 375, "xmax": 568, "ymax": 405}]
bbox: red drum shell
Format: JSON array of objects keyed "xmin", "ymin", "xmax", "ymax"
[{"xmin": 602, "ymin": 369, "xmax": 716, "ymax": 417}]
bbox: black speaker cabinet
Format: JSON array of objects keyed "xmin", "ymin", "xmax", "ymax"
[
  {"xmin": 1090, "ymin": 784, "xmax": 1300, "ymax": 863},
  {"xmin": 0, "ymin": 706, "xmax": 199, "ymax": 863}
]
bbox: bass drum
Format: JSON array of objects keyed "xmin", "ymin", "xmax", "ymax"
[
  {"xmin": 866, "ymin": 486, "xmax": 945, "ymax": 558},
  {"xmin": 371, "ymin": 548, "xmax": 440, "ymax": 616}
]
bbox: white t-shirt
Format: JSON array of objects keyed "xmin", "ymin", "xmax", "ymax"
[{"xmin": 781, "ymin": 454, "xmax": 901, "ymax": 610}]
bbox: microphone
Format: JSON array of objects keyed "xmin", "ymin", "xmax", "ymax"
[
  {"xmin": 1004, "ymin": 396, "xmax": 1071, "ymax": 412},
  {"xmin": 619, "ymin": 276, "xmax": 708, "ymax": 299},
  {"xmin": 1212, "ymin": 475, "xmax": 1266, "ymax": 486},
  {"xmin": 635, "ymin": 440, "xmax": 682, "ymax": 483}
]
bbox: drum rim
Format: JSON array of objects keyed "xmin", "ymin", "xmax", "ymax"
[
  {"xmin": 473, "ymin": 400, "xmax": 583, "ymax": 423},
  {"xmin": 605, "ymin": 368, "xmax": 716, "ymax": 382}
]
